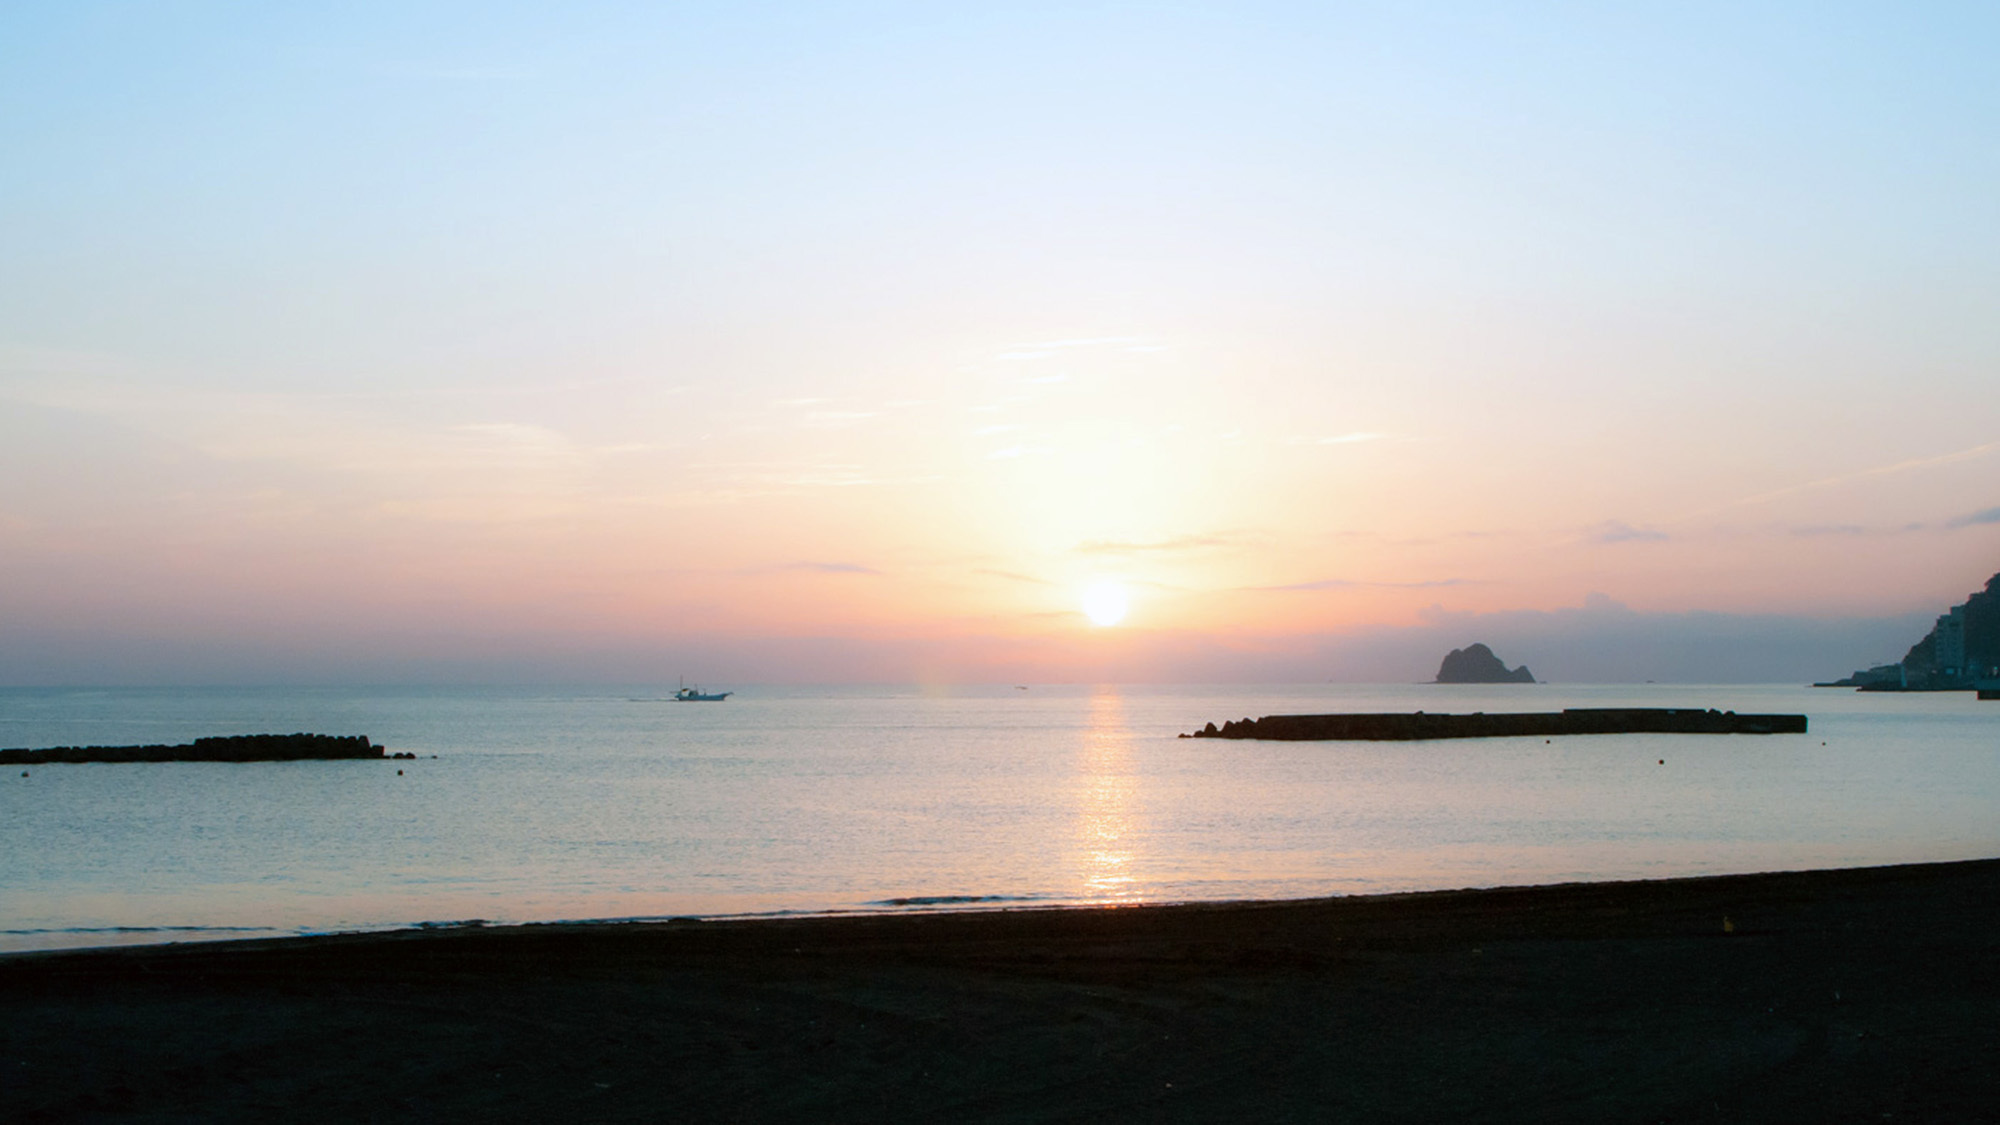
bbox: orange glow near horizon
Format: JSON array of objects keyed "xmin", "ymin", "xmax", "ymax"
[{"xmin": 5, "ymin": 7, "xmax": 2000, "ymax": 685}]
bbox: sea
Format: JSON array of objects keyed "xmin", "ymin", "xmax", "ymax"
[{"xmin": 3, "ymin": 683, "xmax": 1997, "ymax": 953}]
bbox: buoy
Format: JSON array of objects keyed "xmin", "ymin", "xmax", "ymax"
[{"xmin": 397, "ymin": 770, "xmax": 403, "ymax": 776}]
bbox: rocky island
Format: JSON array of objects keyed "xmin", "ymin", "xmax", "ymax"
[
  {"xmin": 1434, "ymin": 642, "xmax": 1536, "ymax": 683},
  {"xmin": 0, "ymin": 733, "xmax": 398, "ymax": 765}
]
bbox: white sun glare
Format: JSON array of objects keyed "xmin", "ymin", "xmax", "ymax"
[{"xmin": 1081, "ymin": 580, "xmax": 1129, "ymax": 627}]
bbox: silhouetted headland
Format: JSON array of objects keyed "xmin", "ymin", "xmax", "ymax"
[
  {"xmin": 0, "ymin": 733, "xmax": 401, "ymax": 764},
  {"xmin": 1184, "ymin": 708, "xmax": 1807, "ymax": 740},
  {"xmin": 1819, "ymin": 569, "xmax": 2000, "ymax": 692},
  {"xmin": 1434, "ymin": 642, "xmax": 1535, "ymax": 683}
]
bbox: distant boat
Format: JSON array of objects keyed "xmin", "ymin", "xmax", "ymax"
[{"xmin": 674, "ymin": 677, "xmax": 731, "ymax": 702}]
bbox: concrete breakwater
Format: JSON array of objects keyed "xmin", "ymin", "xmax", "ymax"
[
  {"xmin": 1185, "ymin": 708, "xmax": 1809, "ymax": 741},
  {"xmin": 1, "ymin": 733, "xmax": 389, "ymax": 764}
]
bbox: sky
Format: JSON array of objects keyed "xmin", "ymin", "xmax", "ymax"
[{"xmin": 2, "ymin": 2, "xmax": 1997, "ymax": 684}]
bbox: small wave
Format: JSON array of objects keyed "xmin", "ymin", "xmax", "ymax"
[{"xmin": 868, "ymin": 893, "xmax": 1053, "ymax": 907}]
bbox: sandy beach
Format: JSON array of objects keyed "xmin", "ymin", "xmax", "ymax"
[{"xmin": 6, "ymin": 858, "xmax": 2000, "ymax": 1122}]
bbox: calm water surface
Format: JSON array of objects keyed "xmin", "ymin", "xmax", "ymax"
[{"xmin": 3, "ymin": 683, "xmax": 1997, "ymax": 951}]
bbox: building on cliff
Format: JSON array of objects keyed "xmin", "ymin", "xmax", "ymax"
[
  {"xmin": 1934, "ymin": 604, "xmax": 1968, "ymax": 678},
  {"xmin": 1864, "ymin": 572, "xmax": 2000, "ymax": 689}
]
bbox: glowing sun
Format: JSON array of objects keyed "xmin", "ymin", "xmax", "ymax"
[{"xmin": 1081, "ymin": 580, "xmax": 1130, "ymax": 627}]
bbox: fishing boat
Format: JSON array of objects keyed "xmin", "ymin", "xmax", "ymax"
[{"xmin": 674, "ymin": 677, "xmax": 732, "ymax": 702}]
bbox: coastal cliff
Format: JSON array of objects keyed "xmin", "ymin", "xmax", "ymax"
[{"xmin": 1823, "ymin": 571, "xmax": 2000, "ymax": 690}]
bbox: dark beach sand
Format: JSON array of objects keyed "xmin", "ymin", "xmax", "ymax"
[{"xmin": 7, "ymin": 859, "xmax": 2000, "ymax": 1123}]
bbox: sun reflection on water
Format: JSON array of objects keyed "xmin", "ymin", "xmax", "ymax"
[{"xmin": 1074, "ymin": 688, "xmax": 1142, "ymax": 901}]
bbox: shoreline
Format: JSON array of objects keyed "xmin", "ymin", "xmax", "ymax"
[
  {"xmin": 10, "ymin": 853, "xmax": 1994, "ymax": 958},
  {"xmin": 8, "ymin": 857, "xmax": 2000, "ymax": 1120},
  {"xmin": 4, "ymin": 852, "xmax": 1978, "ymax": 958}
]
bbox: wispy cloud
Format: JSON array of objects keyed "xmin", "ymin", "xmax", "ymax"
[
  {"xmin": 316, "ymin": 375, "xmax": 660, "ymax": 403},
  {"xmin": 801, "ymin": 410, "xmax": 878, "ymax": 428},
  {"xmin": 1074, "ymin": 534, "xmax": 1235, "ymax": 556},
  {"xmin": 1787, "ymin": 522, "xmax": 1928, "ymax": 538},
  {"xmin": 1946, "ymin": 505, "xmax": 2000, "ymax": 529},
  {"xmin": 1723, "ymin": 441, "xmax": 2000, "ymax": 512},
  {"xmin": 1318, "ymin": 432, "xmax": 1387, "ymax": 446},
  {"xmin": 1031, "ymin": 337, "xmax": 1144, "ymax": 349},
  {"xmin": 690, "ymin": 461, "xmax": 885, "ymax": 492},
  {"xmin": 450, "ymin": 422, "xmax": 566, "ymax": 444},
  {"xmin": 1247, "ymin": 578, "xmax": 1474, "ymax": 593},
  {"xmin": 986, "ymin": 445, "xmax": 1052, "ymax": 460},
  {"xmin": 773, "ymin": 561, "xmax": 882, "ymax": 576},
  {"xmin": 782, "ymin": 465, "xmax": 878, "ymax": 487},
  {"xmin": 993, "ymin": 337, "xmax": 1153, "ymax": 363},
  {"xmin": 976, "ymin": 568, "xmax": 1056, "ymax": 586},
  {"xmin": 1589, "ymin": 520, "xmax": 1669, "ymax": 544},
  {"xmin": 436, "ymin": 422, "xmax": 582, "ymax": 468}
]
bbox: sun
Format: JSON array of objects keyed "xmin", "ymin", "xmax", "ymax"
[{"xmin": 1080, "ymin": 580, "xmax": 1129, "ymax": 627}]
